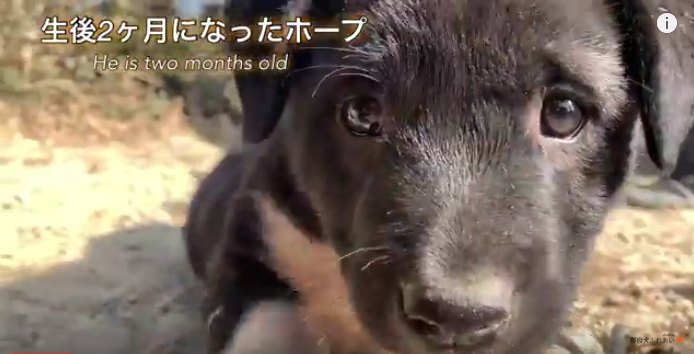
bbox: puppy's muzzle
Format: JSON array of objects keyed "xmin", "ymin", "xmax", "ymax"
[{"xmin": 398, "ymin": 281, "xmax": 511, "ymax": 350}]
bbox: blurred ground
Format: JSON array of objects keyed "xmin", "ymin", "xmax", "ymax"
[
  {"xmin": 0, "ymin": 1, "xmax": 692, "ymax": 354},
  {"xmin": 0, "ymin": 128, "xmax": 224, "ymax": 354}
]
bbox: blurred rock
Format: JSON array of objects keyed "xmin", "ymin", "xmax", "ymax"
[
  {"xmin": 607, "ymin": 324, "xmax": 630, "ymax": 354},
  {"xmin": 628, "ymin": 122, "xmax": 694, "ymax": 209},
  {"xmin": 559, "ymin": 328, "xmax": 604, "ymax": 354},
  {"xmin": 625, "ymin": 177, "xmax": 694, "ymax": 209},
  {"xmin": 177, "ymin": 75, "xmax": 243, "ymax": 150},
  {"xmin": 545, "ymin": 345, "xmax": 573, "ymax": 354}
]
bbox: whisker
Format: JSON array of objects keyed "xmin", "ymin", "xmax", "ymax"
[
  {"xmin": 290, "ymin": 45, "xmax": 377, "ymax": 63},
  {"xmin": 338, "ymin": 246, "xmax": 392, "ymax": 261},
  {"xmin": 311, "ymin": 66, "xmax": 358, "ymax": 98},
  {"xmin": 341, "ymin": 53, "xmax": 373, "ymax": 61},
  {"xmin": 285, "ymin": 64, "xmax": 376, "ymax": 81},
  {"xmin": 626, "ymin": 77, "xmax": 654, "ymax": 93},
  {"xmin": 284, "ymin": 64, "xmax": 343, "ymax": 80},
  {"xmin": 360, "ymin": 255, "xmax": 391, "ymax": 271},
  {"xmin": 294, "ymin": 46, "xmax": 367, "ymax": 55},
  {"xmin": 331, "ymin": 72, "xmax": 381, "ymax": 84}
]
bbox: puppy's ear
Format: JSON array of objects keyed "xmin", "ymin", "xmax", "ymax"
[
  {"xmin": 224, "ymin": 0, "xmax": 292, "ymax": 143},
  {"xmin": 224, "ymin": 0, "xmax": 347, "ymax": 143},
  {"xmin": 608, "ymin": 0, "xmax": 694, "ymax": 173}
]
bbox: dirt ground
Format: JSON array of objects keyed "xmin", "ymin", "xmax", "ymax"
[{"xmin": 0, "ymin": 118, "xmax": 692, "ymax": 354}]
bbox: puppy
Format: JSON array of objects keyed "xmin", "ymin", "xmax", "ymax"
[{"xmin": 185, "ymin": 0, "xmax": 694, "ymax": 353}]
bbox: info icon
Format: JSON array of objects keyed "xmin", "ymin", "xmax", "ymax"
[{"xmin": 657, "ymin": 12, "xmax": 677, "ymax": 34}]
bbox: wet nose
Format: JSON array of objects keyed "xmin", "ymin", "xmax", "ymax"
[{"xmin": 399, "ymin": 282, "xmax": 510, "ymax": 348}]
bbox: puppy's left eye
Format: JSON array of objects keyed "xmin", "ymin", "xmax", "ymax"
[
  {"xmin": 340, "ymin": 95, "xmax": 384, "ymax": 137},
  {"xmin": 540, "ymin": 97, "xmax": 586, "ymax": 139}
]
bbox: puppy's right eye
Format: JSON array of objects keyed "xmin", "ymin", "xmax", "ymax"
[
  {"xmin": 340, "ymin": 95, "xmax": 384, "ymax": 137},
  {"xmin": 540, "ymin": 96, "xmax": 587, "ymax": 139}
]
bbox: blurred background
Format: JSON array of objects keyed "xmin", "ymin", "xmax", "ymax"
[{"xmin": 0, "ymin": 1, "xmax": 692, "ymax": 354}]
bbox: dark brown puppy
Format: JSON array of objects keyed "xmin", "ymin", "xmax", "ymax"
[{"xmin": 184, "ymin": 0, "xmax": 694, "ymax": 353}]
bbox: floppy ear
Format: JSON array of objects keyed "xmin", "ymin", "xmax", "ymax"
[
  {"xmin": 224, "ymin": 0, "xmax": 347, "ymax": 143},
  {"xmin": 607, "ymin": 0, "xmax": 694, "ymax": 173}
]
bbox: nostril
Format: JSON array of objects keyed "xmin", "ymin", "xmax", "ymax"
[
  {"xmin": 405, "ymin": 316, "xmax": 442, "ymax": 338},
  {"xmin": 399, "ymin": 284, "xmax": 444, "ymax": 338},
  {"xmin": 399, "ymin": 292, "xmax": 438, "ymax": 331},
  {"xmin": 399, "ymin": 283, "xmax": 509, "ymax": 348}
]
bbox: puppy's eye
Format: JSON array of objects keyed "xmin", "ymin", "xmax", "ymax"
[
  {"xmin": 340, "ymin": 95, "xmax": 383, "ymax": 137},
  {"xmin": 540, "ymin": 97, "xmax": 586, "ymax": 139}
]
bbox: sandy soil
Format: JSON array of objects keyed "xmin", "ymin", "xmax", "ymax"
[
  {"xmin": 0, "ymin": 127, "xmax": 692, "ymax": 354},
  {"xmin": 0, "ymin": 132, "xmax": 223, "ymax": 354}
]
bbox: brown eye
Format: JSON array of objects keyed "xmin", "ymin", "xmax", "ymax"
[
  {"xmin": 340, "ymin": 95, "xmax": 383, "ymax": 137},
  {"xmin": 540, "ymin": 96, "xmax": 586, "ymax": 139}
]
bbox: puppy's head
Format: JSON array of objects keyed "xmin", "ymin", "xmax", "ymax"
[{"xmin": 275, "ymin": 0, "xmax": 672, "ymax": 353}]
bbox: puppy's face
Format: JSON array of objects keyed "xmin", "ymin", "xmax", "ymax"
[{"xmin": 283, "ymin": 0, "xmax": 636, "ymax": 353}]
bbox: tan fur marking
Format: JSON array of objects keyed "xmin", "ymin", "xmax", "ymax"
[{"xmin": 256, "ymin": 196, "xmax": 389, "ymax": 354}]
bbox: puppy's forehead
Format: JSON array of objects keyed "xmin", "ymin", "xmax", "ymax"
[{"xmin": 358, "ymin": 0, "xmax": 625, "ymax": 112}]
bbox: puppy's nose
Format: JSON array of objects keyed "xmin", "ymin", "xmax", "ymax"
[{"xmin": 399, "ymin": 282, "xmax": 510, "ymax": 348}]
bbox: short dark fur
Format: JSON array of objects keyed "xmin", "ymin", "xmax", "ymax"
[
  {"xmin": 225, "ymin": 0, "xmax": 345, "ymax": 143},
  {"xmin": 185, "ymin": 0, "xmax": 694, "ymax": 353}
]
